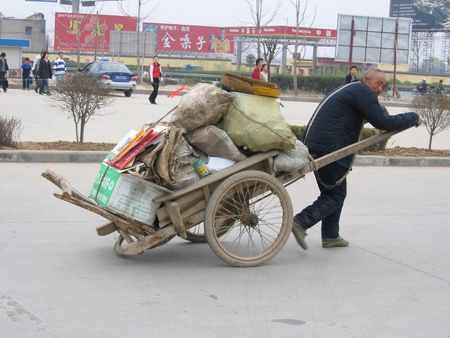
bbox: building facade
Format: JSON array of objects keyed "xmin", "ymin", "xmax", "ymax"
[{"xmin": 0, "ymin": 13, "xmax": 46, "ymax": 53}]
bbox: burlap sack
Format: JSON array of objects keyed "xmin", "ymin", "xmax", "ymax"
[
  {"xmin": 184, "ymin": 125, "xmax": 247, "ymax": 162},
  {"xmin": 170, "ymin": 83, "xmax": 235, "ymax": 131}
]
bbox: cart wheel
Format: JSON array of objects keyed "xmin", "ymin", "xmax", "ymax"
[
  {"xmin": 185, "ymin": 223, "xmax": 207, "ymax": 243},
  {"xmin": 204, "ymin": 170, "xmax": 293, "ymax": 267},
  {"xmin": 185, "ymin": 218, "xmax": 236, "ymax": 243}
]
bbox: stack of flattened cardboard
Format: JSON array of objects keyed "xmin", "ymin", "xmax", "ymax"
[{"xmin": 221, "ymin": 72, "xmax": 281, "ymax": 98}]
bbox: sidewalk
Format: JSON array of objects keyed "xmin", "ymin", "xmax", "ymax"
[{"xmin": 1, "ymin": 80, "xmax": 449, "ymax": 166}]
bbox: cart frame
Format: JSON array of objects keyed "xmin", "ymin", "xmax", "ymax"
[{"xmin": 42, "ymin": 128, "xmax": 407, "ymax": 267}]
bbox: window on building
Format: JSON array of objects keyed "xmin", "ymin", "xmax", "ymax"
[{"xmin": 26, "ymin": 27, "xmax": 32, "ymax": 35}]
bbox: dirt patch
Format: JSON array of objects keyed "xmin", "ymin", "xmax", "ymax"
[
  {"xmin": 1, "ymin": 141, "xmax": 449, "ymax": 157},
  {"xmin": 0, "ymin": 141, "xmax": 116, "ymax": 151}
]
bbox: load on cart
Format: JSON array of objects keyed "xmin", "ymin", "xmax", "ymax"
[{"xmin": 43, "ymin": 70, "xmax": 421, "ymax": 267}]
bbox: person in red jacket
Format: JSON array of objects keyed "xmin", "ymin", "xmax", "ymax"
[
  {"xmin": 252, "ymin": 58, "xmax": 263, "ymax": 80},
  {"xmin": 148, "ymin": 56, "xmax": 162, "ymax": 104}
]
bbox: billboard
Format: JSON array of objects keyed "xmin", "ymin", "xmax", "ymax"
[
  {"xmin": 54, "ymin": 12, "xmax": 137, "ymax": 52},
  {"xmin": 143, "ymin": 23, "xmax": 235, "ymax": 57},
  {"xmin": 228, "ymin": 25, "xmax": 336, "ymax": 39},
  {"xmin": 390, "ymin": 0, "xmax": 450, "ymax": 30},
  {"xmin": 335, "ymin": 15, "xmax": 412, "ymax": 65},
  {"xmin": 143, "ymin": 23, "xmax": 336, "ymax": 57}
]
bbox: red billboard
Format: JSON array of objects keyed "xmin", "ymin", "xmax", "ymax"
[
  {"xmin": 54, "ymin": 12, "xmax": 137, "ymax": 52},
  {"xmin": 143, "ymin": 23, "xmax": 234, "ymax": 57},
  {"xmin": 143, "ymin": 23, "xmax": 336, "ymax": 56}
]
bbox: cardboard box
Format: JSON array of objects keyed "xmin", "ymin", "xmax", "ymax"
[
  {"xmin": 89, "ymin": 164, "xmax": 168, "ymax": 226},
  {"xmin": 221, "ymin": 72, "xmax": 280, "ymax": 98}
]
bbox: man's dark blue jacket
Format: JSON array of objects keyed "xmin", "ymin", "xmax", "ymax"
[{"xmin": 302, "ymin": 81, "xmax": 419, "ymax": 167}]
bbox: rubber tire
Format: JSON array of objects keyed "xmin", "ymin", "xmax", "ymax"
[
  {"xmin": 204, "ymin": 170, "xmax": 293, "ymax": 267},
  {"xmin": 185, "ymin": 223, "xmax": 207, "ymax": 243},
  {"xmin": 124, "ymin": 90, "xmax": 133, "ymax": 97}
]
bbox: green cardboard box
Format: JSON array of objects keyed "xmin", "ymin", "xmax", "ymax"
[{"xmin": 90, "ymin": 164, "xmax": 167, "ymax": 226}]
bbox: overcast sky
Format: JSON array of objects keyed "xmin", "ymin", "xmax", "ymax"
[{"xmin": 2, "ymin": 0, "xmax": 392, "ymax": 33}]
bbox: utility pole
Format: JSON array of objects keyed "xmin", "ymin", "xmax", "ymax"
[{"xmin": 72, "ymin": 0, "xmax": 80, "ymax": 13}]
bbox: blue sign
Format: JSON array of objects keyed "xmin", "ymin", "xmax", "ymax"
[{"xmin": 0, "ymin": 39, "xmax": 31, "ymax": 48}]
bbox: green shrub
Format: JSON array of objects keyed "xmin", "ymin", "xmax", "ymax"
[
  {"xmin": 164, "ymin": 78, "xmax": 178, "ymax": 85},
  {"xmin": 289, "ymin": 125, "xmax": 306, "ymax": 140},
  {"xmin": 289, "ymin": 125, "xmax": 389, "ymax": 152},
  {"xmin": 360, "ymin": 128, "xmax": 390, "ymax": 151},
  {"xmin": 271, "ymin": 74, "xmax": 345, "ymax": 94}
]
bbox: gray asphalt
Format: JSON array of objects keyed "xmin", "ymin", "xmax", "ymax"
[
  {"xmin": 1, "ymin": 85, "xmax": 450, "ymax": 337},
  {"xmin": 1, "ymin": 163, "xmax": 449, "ymax": 337}
]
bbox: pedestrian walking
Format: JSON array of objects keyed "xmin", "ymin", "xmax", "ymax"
[
  {"xmin": 21, "ymin": 57, "xmax": 32, "ymax": 90},
  {"xmin": 148, "ymin": 56, "xmax": 162, "ymax": 104},
  {"xmin": 38, "ymin": 52, "xmax": 53, "ymax": 95},
  {"xmin": 53, "ymin": 51, "xmax": 66, "ymax": 92},
  {"xmin": 0, "ymin": 52, "xmax": 9, "ymax": 92}
]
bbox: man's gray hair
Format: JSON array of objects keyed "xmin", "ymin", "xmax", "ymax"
[{"xmin": 361, "ymin": 69, "xmax": 384, "ymax": 82}]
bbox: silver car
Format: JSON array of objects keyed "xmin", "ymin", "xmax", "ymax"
[{"xmin": 79, "ymin": 60, "xmax": 137, "ymax": 97}]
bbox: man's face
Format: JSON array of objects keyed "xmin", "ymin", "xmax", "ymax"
[
  {"xmin": 59, "ymin": 53, "xmax": 64, "ymax": 58},
  {"xmin": 258, "ymin": 60, "xmax": 263, "ymax": 67},
  {"xmin": 219, "ymin": 29, "xmax": 225, "ymax": 40},
  {"xmin": 350, "ymin": 67, "xmax": 357, "ymax": 76},
  {"xmin": 363, "ymin": 72, "xmax": 387, "ymax": 96}
]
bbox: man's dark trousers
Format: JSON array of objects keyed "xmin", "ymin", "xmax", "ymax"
[{"xmin": 294, "ymin": 154, "xmax": 348, "ymax": 239}]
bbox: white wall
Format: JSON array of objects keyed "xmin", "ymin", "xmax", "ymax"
[{"xmin": 0, "ymin": 48, "xmax": 23, "ymax": 71}]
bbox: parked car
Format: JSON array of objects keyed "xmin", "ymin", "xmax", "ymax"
[{"xmin": 79, "ymin": 59, "xmax": 136, "ymax": 97}]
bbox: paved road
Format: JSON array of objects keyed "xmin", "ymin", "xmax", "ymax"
[
  {"xmin": 1, "ymin": 85, "xmax": 450, "ymax": 337},
  {"xmin": 1, "ymin": 86, "xmax": 449, "ymax": 150},
  {"xmin": 1, "ymin": 163, "xmax": 449, "ymax": 337}
]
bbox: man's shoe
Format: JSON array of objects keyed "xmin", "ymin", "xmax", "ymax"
[
  {"xmin": 322, "ymin": 237, "xmax": 349, "ymax": 248},
  {"xmin": 292, "ymin": 219, "xmax": 308, "ymax": 250}
]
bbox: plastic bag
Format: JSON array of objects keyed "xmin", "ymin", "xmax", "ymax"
[
  {"xmin": 170, "ymin": 83, "xmax": 235, "ymax": 131},
  {"xmin": 274, "ymin": 140, "xmax": 310, "ymax": 172},
  {"xmin": 184, "ymin": 125, "xmax": 247, "ymax": 162},
  {"xmin": 220, "ymin": 92, "xmax": 296, "ymax": 152}
]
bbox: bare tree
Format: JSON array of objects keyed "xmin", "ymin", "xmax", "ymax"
[
  {"xmin": 0, "ymin": 116, "xmax": 22, "ymax": 148},
  {"xmin": 261, "ymin": 38, "xmax": 283, "ymax": 81},
  {"xmin": 118, "ymin": 0, "xmax": 160, "ymax": 83},
  {"xmin": 244, "ymin": 0, "xmax": 283, "ymax": 58},
  {"xmin": 288, "ymin": 0, "xmax": 316, "ymax": 95},
  {"xmin": 46, "ymin": 73, "xmax": 115, "ymax": 143},
  {"xmin": 409, "ymin": 93, "xmax": 450, "ymax": 150},
  {"xmin": 410, "ymin": 31, "xmax": 427, "ymax": 72}
]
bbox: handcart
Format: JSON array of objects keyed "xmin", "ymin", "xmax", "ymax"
[{"xmin": 42, "ymin": 128, "xmax": 407, "ymax": 267}]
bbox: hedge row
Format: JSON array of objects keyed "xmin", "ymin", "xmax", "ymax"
[
  {"xmin": 289, "ymin": 126, "xmax": 389, "ymax": 152},
  {"xmin": 271, "ymin": 74, "xmax": 345, "ymax": 93}
]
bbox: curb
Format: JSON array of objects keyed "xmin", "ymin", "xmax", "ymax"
[{"xmin": 1, "ymin": 150, "xmax": 449, "ymax": 166}]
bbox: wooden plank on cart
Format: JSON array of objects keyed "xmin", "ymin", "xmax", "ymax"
[{"xmin": 153, "ymin": 150, "xmax": 279, "ymax": 204}]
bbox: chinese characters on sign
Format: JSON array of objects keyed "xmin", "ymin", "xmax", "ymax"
[
  {"xmin": 143, "ymin": 23, "xmax": 336, "ymax": 56},
  {"xmin": 143, "ymin": 23, "xmax": 233, "ymax": 55},
  {"xmin": 54, "ymin": 12, "xmax": 136, "ymax": 52}
]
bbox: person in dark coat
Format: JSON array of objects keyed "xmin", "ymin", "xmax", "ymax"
[
  {"xmin": 345, "ymin": 65, "xmax": 358, "ymax": 83},
  {"xmin": 292, "ymin": 69, "xmax": 422, "ymax": 250},
  {"xmin": 0, "ymin": 52, "xmax": 9, "ymax": 92},
  {"xmin": 38, "ymin": 52, "xmax": 52, "ymax": 95}
]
